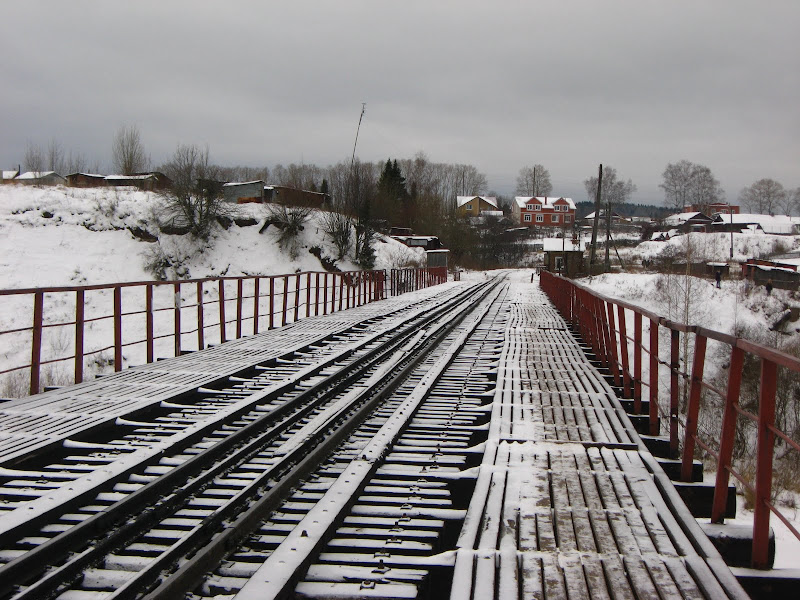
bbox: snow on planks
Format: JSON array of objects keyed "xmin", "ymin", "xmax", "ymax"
[{"xmin": 452, "ymin": 277, "xmax": 747, "ymax": 600}]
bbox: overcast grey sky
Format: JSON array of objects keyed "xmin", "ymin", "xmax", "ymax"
[{"xmin": 2, "ymin": 1, "xmax": 797, "ymax": 205}]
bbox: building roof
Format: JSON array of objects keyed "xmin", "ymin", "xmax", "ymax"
[
  {"xmin": 223, "ymin": 180, "xmax": 264, "ymax": 188},
  {"xmin": 514, "ymin": 196, "xmax": 576, "ymax": 209},
  {"xmin": 456, "ymin": 195, "xmax": 498, "ymax": 209},
  {"xmin": 2, "ymin": 170, "xmax": 19, "ymax": 179},
  {"xmin": 583, "ymin": 210, "xmax": 625, "ymax": 220},
  {"xmin": 662, "ymin": 211, "xmax": 712, "ymax": 226},
  {"xmin": 713, "ymin": 213, "xmax": 795, "ymax": 235},
  {"xmin": 17, "ymin": 171, "xmax": 62, "ymax": 180},
  {"xmin": 542, "ymin": 237, "xmax": 586, "ymax": 252}
]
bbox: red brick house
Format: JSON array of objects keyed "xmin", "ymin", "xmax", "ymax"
[{"xmin": 513, "ymin": 196, "xmax": 576, "ymax": 228}]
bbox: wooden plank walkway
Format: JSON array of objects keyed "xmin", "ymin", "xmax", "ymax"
[{"xmin": 451, "ymin": 274, "xmax": 747, "ymax": 600}]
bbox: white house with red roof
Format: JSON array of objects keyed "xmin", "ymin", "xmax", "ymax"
[{"xmin": 513, "ymin": 196, "xmax": 576, "ymax": 228}]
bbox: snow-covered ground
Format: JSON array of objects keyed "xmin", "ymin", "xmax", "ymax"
[{"xmin": 0, "ymin": 184, "xmax": 426, "ymax": 394}]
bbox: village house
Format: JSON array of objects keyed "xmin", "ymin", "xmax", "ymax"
[
  {"xmin": 661, "ymin": 211, "xmax": 714, "ymax": 232},
  {"xmin": 711, "ymin": 213, "xmax": 797, "ymax": 235},
  {"xmin": 65, "ymin": 173, "xmax": 106, "ymax": 188},
  {"xmin": 265, "ymin": 185, "xmax": 328, "ymax": 209},
  {"xmin": 684, "ymin": 202, "xmax": 740, "ymax": 215},
  {"xmin": 456, "ymin": 196, "xmax": 498, "ymax": 217},
  {"xmin": 513, "ymin": 196, "xmax": 576, "ymax": 229},
  {"xmin": 1, "ymin": 167, "xmax": 20, "ymax": 183},
  {"xmin": 104, "ymin": 172, "xmax": 172, "ymax": 191},
  {"xmin": 15, "ymin": 171, "xmax": 67, "ymax": 186},
  {"xmin": 223, "ymin": 180, "xmax": 265, "ymax": 203}
]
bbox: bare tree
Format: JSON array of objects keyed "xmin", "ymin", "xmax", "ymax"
[
  {"xmin": 159, "ymin": 144, "xmax": 226, "ymax": 238},
  {"xmin": 660, "ymin": 160, "xmax": 695, "ymax": 212},
  {"xmin": 65, "ymin": 150, "xmax": 88, "ymax": 175},
  {"xmin": 739, "ymin": 178, "xmax": 787, "ymax": 215},
  {"xmin": 46, "ymin": 139, "xmax": 65, "ymax": 174},
  {"xmin": 23, "ymin": 141, "xmax": 44, "ymax": 173},
  {"xmin": 584, "ymin": 166, "xmax": 636, "ymax": 210},
  {"xmin": 515, "ymin": 164, "xmax": 553, "ymax": 196},
  {"xmin": 688, "ymin": 165, "xmax": 724, "ymax": 212},
  {"xmin": 112, "ymin": 124, "xmax": 148, "ymax": 175},
  {"xmin": 660, "ymin": 160, "xmax": 724, "ymax": 213}
]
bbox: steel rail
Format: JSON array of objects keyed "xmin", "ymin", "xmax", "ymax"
[
  {"xmin": 142, "ymin": 278, "xmax": 504, "ymax": 600},
  {"xmin": 0, "ymin": 279, "xmax": 498, "ymax": 600}
]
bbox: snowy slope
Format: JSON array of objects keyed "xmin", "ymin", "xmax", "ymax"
[
  {"xmin": 0, "ymin": 184, "xmax": 426, "ymax": 394},
  {"xmin": 0, "ymin": 184, "xmax": 425, "ymax": 289}
]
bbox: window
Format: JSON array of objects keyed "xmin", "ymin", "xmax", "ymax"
[
  {"xmin": 535, "ymin": 214, "xmax": 544, "ymax": 222},
  {"xmin": 524, "ymin": 214, "xmax": 532, "ymax": 222},
  {"xmin": 532, "ymin": 204, "xmax": 541, "ymax": 210},
  {"xmin": 565, "ymin": 215, "xmax": 572, "ymax": 223},
  {"xmin": 465, "ymin": 204, "xmax": 472, "ymax": 211},
  {"xmin": 552, "ymin": 214, "xmax": 560, "ymax": 223}
]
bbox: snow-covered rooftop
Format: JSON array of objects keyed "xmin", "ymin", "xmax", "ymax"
[
  {"xmin": 17, "ymin": 171, "xmax": 59, "ymax": 180},
  {"xmin": 223, "ymin": 180, "xmax": 264, "ymax": 188},
  {"xmin": 542, "ymin": 237, "xmax": 585, "ymax": 252},
  {"xmin": 514, "ymin": 196, "xmax": 575, "ymax": 209},
  {"xmin": 456, "ymin": 195, "xmax": 497, "ymax": 209},
  {"xmin": 662, "ymin": 211, "xmax": 711, "ymax": 226},
  {"xmin": 713, "ymin": 213, "xmax": 796, "ymax": 235}
]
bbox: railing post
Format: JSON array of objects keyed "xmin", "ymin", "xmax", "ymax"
[
  {"xmin": 146, "ymin": 284, "xmax": 154, "ymax": 363},
  {"xmin": 173, "ymin": 282, "xmax": 182, "ymax": 357},
  {"xmin": 323, "ymin": 273, "xmax": 329, "ymax": 315},
  {"xmin": 315, "ymin": 273, "xmax": 320, "ymax": 316},
  {"xmin": 196, "ymin": 281, "xmax": 205, "ymax": 350},
  {"xmin": 219, "ymin": 280, "xmax": 227, "ymax": 343},
  {"xmin": 30, "ymin": 291, "xmax": 44, "ymax": 395},
  {"xmin": 253, "ymin": 278, "xmax": 260, "ymax": 335},
  {"xmin": 306, "ymin": 272, "xmax": 312, "ymax": 318},
  {"xmin": 617, "ymin": 305, "xmax": 631, "ymax": 397},
  {"xmin": 74, "ymin": 289, "xmax": 84, "ymax": 384},
  {"xmin": 633, "ymin": 311, "xmax": 642, "ymax": 412},
  {"xmin": 269, "ymin": 277, "xmax": 275, "ymax": 329},
  {"xmin": 752, "ymin": 358, "xmax": 778, "ymax": 569},
  {"xmin": 281, "ymin": 275, "xmax": 289, "ymax": 326},
  {"xmin": 294, "ymin": 273, "xmax": 301, "ymax": 322},
  {"xmin": 114, "ymin": 286, "xmax": 122, "ymax": 372},
  {"xmin": 712, "ymin": 345, "xmax": 745, "ymax": 523},
  {"xmin": 338, "ymin": 275, "xmax": 344, "ymax": 311},
  {"xmin": 670, "ymin": 329, "xmax": 680, "ymax": 457},
  {"xmin": 236, "ymin": 278, "xmax": 243, "ymax": 339},
  {"xmin": 681, "ymin": 332, "xmax": 707, "ymax": 481},
  {"xmin": 649, "ymin": 318, "xmax": 660, "ymax": 436}
]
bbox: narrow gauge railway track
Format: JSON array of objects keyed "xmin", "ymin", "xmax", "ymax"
[{"xmin": 0, "ymin": 277, "xmax": 503, "ymax": 599}]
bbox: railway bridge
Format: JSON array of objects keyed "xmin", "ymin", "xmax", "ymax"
[{"xmin": 0, "ymin": 271, "xmax": 794, "ymax": 599}]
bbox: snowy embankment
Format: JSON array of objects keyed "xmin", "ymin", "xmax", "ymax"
[
  {"xmin": 581, "ymin": 268, "xmax": 800, "ymax": 569},
  {"xmin": 0, "ymin": 185, "xmax": 425, "ymax": 393}
]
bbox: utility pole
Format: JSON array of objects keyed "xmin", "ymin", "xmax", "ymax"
[
  {"xmin": 350, "ymin": 103, "xmax": 366, "ymax": 171},
  {"xmin": 589, "ymin": 164, "xmax": 602, "ymax": 272}
]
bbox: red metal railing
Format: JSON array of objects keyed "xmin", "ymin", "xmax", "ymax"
[
  {"xmin": 540, "ymin": 269, "xmax": 800, "ymax": 569},
  {"xmin": 389, "ymin": 266, "xmax": 448, "ymax": 296},
  {"xmin": 0, "ymin": 268, "xmax": 452, "ymax": 398}
]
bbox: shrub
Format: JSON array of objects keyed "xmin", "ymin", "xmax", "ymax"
[{"xmin": 268, "ymin": 204, "xmax": 312, "ymax": 259}]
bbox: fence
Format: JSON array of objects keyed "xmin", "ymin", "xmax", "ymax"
[
  {"xmin": 540, "ymin": 269, "xmax": 800, "ymax": 569},
  {"xmin": 389, "ymin": 266, "xmax": 447, "ymax": 296},
  {"xmin": 0, "ymin": 267, "xmax": 445, "ymax": 398}
]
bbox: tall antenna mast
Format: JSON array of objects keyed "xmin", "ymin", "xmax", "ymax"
[{"xmin": 350, "ymin": 103, "xmax": 366, "ymax": 170}]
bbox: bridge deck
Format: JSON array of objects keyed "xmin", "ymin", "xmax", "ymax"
[
  {"xmin": 450, "ymin": 276, "xmax": 746, "ymax": 600},
  {"xmin": 0, "ymin": 273, "xmax": 747, "ymax": 599}
]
